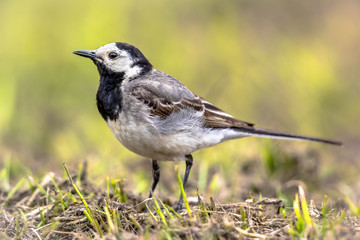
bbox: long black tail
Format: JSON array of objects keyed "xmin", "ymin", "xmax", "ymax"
[{"xmin": 236, "ymin": 127, "xmax": 342, "ymax": 145}]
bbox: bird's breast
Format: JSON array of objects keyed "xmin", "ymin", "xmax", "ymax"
[{"xmin": 96, "ymin": 79, "xmax": 123, "ymax": 121}]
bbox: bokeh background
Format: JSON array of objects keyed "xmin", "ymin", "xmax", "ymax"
[{"xmin": 0, "ymin": 0, "xmax": 359, "ymax": 203}]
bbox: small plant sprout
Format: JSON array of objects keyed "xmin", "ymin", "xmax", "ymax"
[
  {"xmin": 175, "ymin": 165, "xmax": 192, "ymax": 218},
  {"xmin": 63, "ymin": 162, "xmax": 103, "ymax": 238},
  {"xmin": 345, "ymin": 196, "xmax": 360, "ymax": 216}
]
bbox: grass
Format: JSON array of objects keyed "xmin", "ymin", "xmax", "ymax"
[
  {"xmin": 63, "ymin": 162, "xmax": 103, "ymax": 238},
  {"xmin": 0, "ymin": 160, "xmax": 359, "ymax": 239},
  {"xmin": 0, "ymin": 144, "xmax": 359, "ymax": 239},
  {"xmin": 175, "ymin": 165, "xmax": 192, "ymax": 218}
]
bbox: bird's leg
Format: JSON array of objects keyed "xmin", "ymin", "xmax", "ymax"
[
  {"xmin": 173, "ymin": 154, "xmax": 193, "ymax": 212},
  {"xmin": 148, "ymin": 159, "xmax": 160, "ymax": 198},
  {"xmin": 144, "ymin": 160, "xmax": 161, "ymax": 212}
]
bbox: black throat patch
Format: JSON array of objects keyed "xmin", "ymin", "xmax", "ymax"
[{"xmin": 96, "ymin": 71, "xmax": 125, "ymax": 121}]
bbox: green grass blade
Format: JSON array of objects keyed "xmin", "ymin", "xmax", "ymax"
[
  {"xmin": 36, "ymin": 207, "xmax": 45, "ymax": 228},
  {"xmin": 104, "ymin": 203, "xmax": 116, "ymax": 233},
  {"xmin": 165, "ymin": 205, "xmax": 182, "ymax": 219},
  {"xmin": 118, "ymin": 181, "xmax": 127, "ymax": 202},
  {"xmin": 158, "ymin": 198, "xmax": 174, "ymax": 220},
  {"xmin": 50, "ymin": 175, "xmax": 68, "ymax": 210},
  {"xmin": 63, "ymin": 162, "xmax": 103, "ymax": 238},
  {"xmin": 145, "ymin": 203, "xmax": 158, "ymax": 222},
  {"xmin": 239, "ymin": 206, "xmax": 247, "ymax": 229},
  {"xmin": 175, "ymin": 165, "xmax": 192, "ymax": 218},
  {"xmin": 6, "ymin": 177, "xmax": 25, "ymax": 200},
  {"xmin": 344, "ymin": 196, "xmax": 360, "ymax": 216},
  {"xmin": 293, "ymin": 194, "xmax": 305, "ymax": 234},
  {"xmin": 321, "ymin": 195, "xmax": 328, "ymax": 215},
  {"xmin": 153, "ymin": 196, "xmax": 168, "ymax": 228},
  {"xmin": 298, "ymin": 186, "xmax": 312, "ymax": 226}
]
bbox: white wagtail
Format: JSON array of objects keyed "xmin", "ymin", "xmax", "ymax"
[{"xmin": 73, "ymin": 42, "xmax": 342, "ymax": 210}]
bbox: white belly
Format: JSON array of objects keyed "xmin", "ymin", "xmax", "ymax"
[
  {"xmin": 106, "ymin": 114, "xmax": 231, "ymax": 161},
  {"xmin": 105, "ymin": 108, "xmax": 249, "ymax": 162}
]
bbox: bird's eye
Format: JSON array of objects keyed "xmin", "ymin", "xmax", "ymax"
[{"xmin": 108, "ymin": 52, "xmax": 118, "ymax": 59}]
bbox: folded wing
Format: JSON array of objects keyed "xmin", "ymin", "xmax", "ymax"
[{"xmin": 130, "ymin": 81, "xmax": 341, "ymax": 146}]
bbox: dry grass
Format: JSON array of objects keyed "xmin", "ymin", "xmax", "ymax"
[{"xmin": 1, "ymin": 163, "xmax": 360, "ymax": 240}]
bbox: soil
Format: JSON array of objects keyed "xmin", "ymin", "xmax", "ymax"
[{"xmin": 1, "ymin": 168, "xmax": 359, "ymax": 240}]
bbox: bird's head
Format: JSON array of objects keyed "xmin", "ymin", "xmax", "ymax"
[{"xmin": 73, "ymin": 42, "xmax": 152, "ymax": 79}]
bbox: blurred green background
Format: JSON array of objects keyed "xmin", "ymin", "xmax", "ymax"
[{"xmin": 0, "ymin": 0, "xmax": 359, "ymax": 201}]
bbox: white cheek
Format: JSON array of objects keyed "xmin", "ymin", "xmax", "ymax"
[
  {"xmin": 108, "ymin": 60, "xmax": 130, "ymax": 73},
  {"xmin": 107, "ymin": 57, "xmax": 140, "ymax": 78}
]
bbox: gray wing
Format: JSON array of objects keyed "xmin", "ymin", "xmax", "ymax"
[
  {"xmin": 127, "ymin": 70, "xmax": 341, "ymax": 146},
  {"xmin": 128, "ymin": 70, "xmax": 254, "ymax": 129}
]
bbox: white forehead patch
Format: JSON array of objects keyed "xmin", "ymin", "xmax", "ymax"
[
  {"xmin": 96, "ymin": 42, "xmax": 117, "ymax": 53},
  {"xmin": 94, "ymin": 42, "xmax": 141, "ymax": 78}
]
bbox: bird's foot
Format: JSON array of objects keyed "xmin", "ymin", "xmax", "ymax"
[{"xmin": 172, "ymin": 201, "xmax": 183, "ymax": 213}]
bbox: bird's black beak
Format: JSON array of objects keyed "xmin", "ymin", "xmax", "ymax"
[{"xmin": 73, "ymin": 50, "xmax": 99, "ymax": 60}]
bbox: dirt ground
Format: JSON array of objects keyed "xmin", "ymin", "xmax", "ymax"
[{"xmin": 1, "ymin": 165, "xmax": 359, "ymax": 240}]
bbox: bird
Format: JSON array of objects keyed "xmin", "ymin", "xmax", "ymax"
[{"xmin": 73, "ymin": 42, "xmax": 342, "ymax": 211}]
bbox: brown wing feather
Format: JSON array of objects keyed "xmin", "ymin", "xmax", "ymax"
[
  {"xmin": 203, "ymin": 110, "xmax": 254, "ymax": 128},
  {"xmin": 200, "ymin": 98, "xmax": 254, "ymax": 128},
  {"xmin": 132, "ymin": 87, "xmax": 253, "ymax": 129},
  {"xmin": 131, "ymin": 87, "xmax": 204, "ymax": 118}
]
